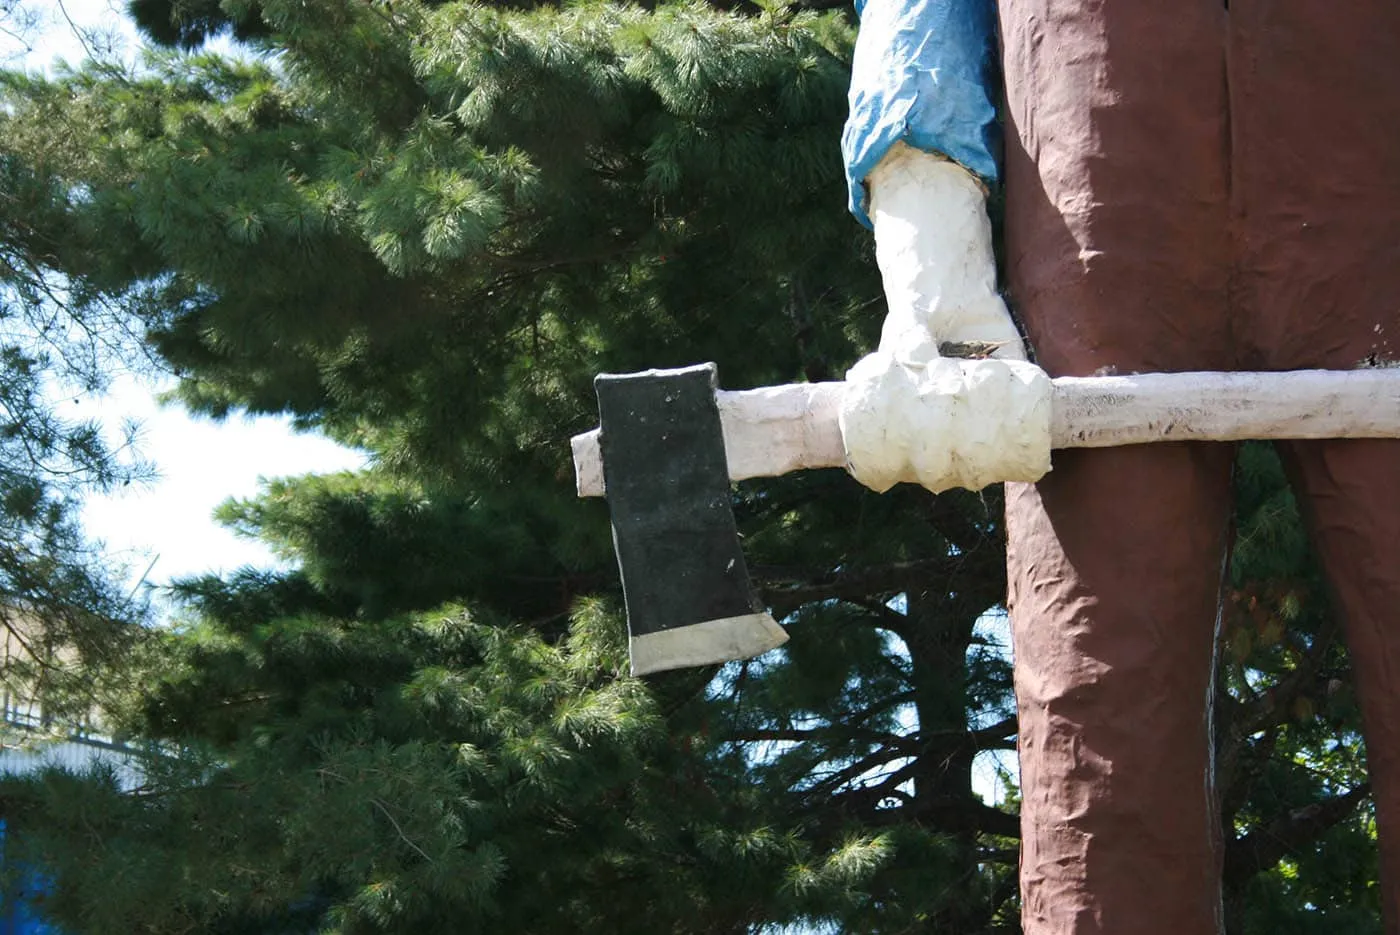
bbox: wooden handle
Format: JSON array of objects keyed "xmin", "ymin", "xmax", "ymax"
[{"xmin": 572, "ymin": 368, "xmax": 1400, "ymax": 497}]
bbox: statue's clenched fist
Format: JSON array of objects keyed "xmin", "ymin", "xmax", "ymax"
[
  {"xmin": 840, "ymin": 143, "xmax": 1051, "ymax": 493},
  {"xmin": 841, "ymin": 353, "xmax": 1051, "ymax": 494}
]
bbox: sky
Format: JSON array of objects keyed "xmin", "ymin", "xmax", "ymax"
[
  {"xmin": 76, "ymin": 375, "xmax": 367, "ymax": 593},
  {"xmin": 3, "ymin": 0, "xmax": 368, "ymax": 601}
]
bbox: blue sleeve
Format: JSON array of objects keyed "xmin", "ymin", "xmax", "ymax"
[{"xmin": 842, "ymin": 0, "xmax": 1001, "ymax": 229}]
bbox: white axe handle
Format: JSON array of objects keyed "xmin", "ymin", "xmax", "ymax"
[{"xmin": 571, "ymin": 368, "xmax": 1400, "ymax": 498}]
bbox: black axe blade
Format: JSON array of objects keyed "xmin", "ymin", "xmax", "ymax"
[{"xmin": 595, "ymin": 363, "xmax": 788, "ymax": 676}]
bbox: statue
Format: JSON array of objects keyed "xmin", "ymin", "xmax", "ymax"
[{"xmin": 842, "ymin": 1, "xmax": 1400, "ymax": 931}]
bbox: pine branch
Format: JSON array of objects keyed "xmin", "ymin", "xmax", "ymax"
[
  {"xmin": 915, "ymin": 799, "xmax": 1020, "ymax": 839},
  {"xmin": 1237, "ymin": 621, "xmax": 1340, "ymax": 737},
  {"xmin": 757, "ymin": 555, "xmax": 999, "ymax": 619},
  {"xmin": 485, "ymin": 241, "xmax": 641, "ymax": 274},
  {"xmin": 371, "ymin": 797, "xmax": 434, "ymax": 865},
  {"xmin": 799, "ymin": 747, "xmax": 911, "ymax": 799},
  {"xmin": 840, "ymin": 785, "xmax": 1021, "ymax": 839},
  {"xmin": 978, "ymin": 846, "xmax": 1020, "ymax": 866},
  {"xmin": 1223, "ymin": 782, "xmax": 1372, "ymax": 887},
  {"xmin": 922, "ymin": 492, "xmax": 1002, "ymax": 556},
  {"xmin": 784, "ymin": 276, "xmax": 831, "ymax": 384},
  {"xmin": 1217, "ymin": 724, "xmax": 1279, "ymax": 833},
  {"xmin": 732, "ymin": 726, "xmax": 918, "ymax": 753},
  {"xmin": 937, "ymin": 714, "xmax": 1017, "ymax": 752},
  {"xmin": 1217, "ymin": 618, "xmax": 1342, "ymax": 823},
  {"xmin": 846, "ymin": 597, "xmax": 915, "ymax": 636}
]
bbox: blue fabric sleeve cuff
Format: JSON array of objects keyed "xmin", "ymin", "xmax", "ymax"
[{"xmin": 842, "ymin": 0, "xmax": 1001, "ymax": 229}]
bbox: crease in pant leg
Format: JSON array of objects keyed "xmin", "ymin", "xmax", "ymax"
[
  {"xmin": 1228, "ymin": 0, "xmax": 1400, "ymax": 373},
  {"xmin": 999, "ymin": 0, "xmax": 1232, "ymax": 932},
  {"xmin": 1205, "ymin": 514, "xmax": 1235, "ymax": 933},
  {"xmin": 1008, "ymin": 444, "xmax": 1233, "ymax": 935},
  {"xmin": 1277, "ymin": 440, "xmax": 1400, "ymax": 931},
  {"xmin": 999, "ymin": 0, "xmax": 1232, "ymax": 378},
  {"xmin": 1230, "ymin": 3, "xmax": 1400, "ymax": 929}
]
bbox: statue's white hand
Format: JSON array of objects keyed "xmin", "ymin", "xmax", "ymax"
[
  {"xmin": 841, "ymin": 353, "xmax": 1051, "ymax": 493},
  {"xmin": 841, "ymin": 142, "xmax": 1051, "ymax": 493}
]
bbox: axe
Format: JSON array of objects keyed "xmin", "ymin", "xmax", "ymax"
[{"xmin": 577, "ymin": 363, "xmax": 1400, "ymax": 675}]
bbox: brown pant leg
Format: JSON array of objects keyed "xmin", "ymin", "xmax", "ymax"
[
  {"xmin": 1279, "ymin": 441, "xmax": 1400, "ymax": 930},
  {"xmin": 1228, "ymin": 0, "xmax": 1400, "ymax": 374},
  {"xmin": 1008, "ymin": 449, "xmax": 1234, "ymax": 935},
  {"xmin": 1230, "ymin": 3, "xmax": 1400, "ymax": 928},
  {"xmin": 999, "ymin": 1, "xmax": 1234, "ymax": 932}
]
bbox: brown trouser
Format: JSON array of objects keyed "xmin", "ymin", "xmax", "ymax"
[{"xmin": 1000, "ymin": 1, "xmax": 1400, "ymax": 932}]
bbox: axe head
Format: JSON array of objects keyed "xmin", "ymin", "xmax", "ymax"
[{"xmin": 595, "ymin": 363, "xmax": 788, "ymax": 676}]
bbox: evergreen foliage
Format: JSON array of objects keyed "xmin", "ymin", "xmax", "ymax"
[
  {"xmin": 0, "ymin": 128, "xmax": 147, "ymax": 723},
  {"xmin": 1218, "ymin": 443, "xmax": 1380, "ymax": 934},
  {"xmin": 8, "ymin": 603, "xmax": 886, "ymax": 933},
  {"xmin": 0, "ymin": 1, "xmax": 1383, "ymax": 931}
]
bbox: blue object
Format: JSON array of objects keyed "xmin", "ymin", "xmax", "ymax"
[
  {"xmin": 0, "ymin": 822, "xmax": 57, "ymax": 935},
  {"xmin": 842, "ymin": 0, "xmax": 1001, "ymax": 228}
]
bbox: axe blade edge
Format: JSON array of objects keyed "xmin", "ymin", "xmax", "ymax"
[{"xmin": 630, "ymin": 612, "xmax": 789, "ymax": 676}]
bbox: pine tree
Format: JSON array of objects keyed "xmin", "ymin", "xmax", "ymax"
[
  {"xmin": 1217, "ymin": 442, "xmax": 1380, "ymax": 934},
  {"xmin": 0, "ymin": 124, "xmax": 149, "ymax": 725}
]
